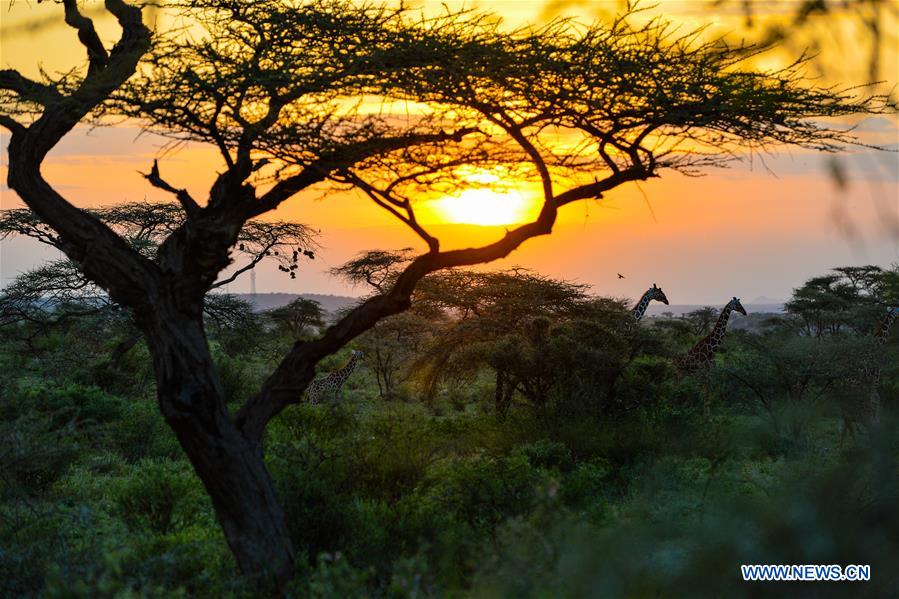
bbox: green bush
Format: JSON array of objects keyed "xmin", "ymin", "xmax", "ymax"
[
  {"xmin": 0, "ymin": 414, "xmax": 82, "ymax": 495},
  {"xmin": 561, "ymin": 457, "xmax": 612, "ymax": 508},
  {"xmin": 10, "ymin": 382, "xmax": 122, "ymax": 429},
  {"xmin": 113, "ymin": 459, "xmax": 209, "ymax": 535},
  {"xmin": 107, "ymin": 400, "xmax": 181, "ymax": 462},
  {"xmin": 513, "ymin": 439, "xmax": 573, "ymax": 472}
]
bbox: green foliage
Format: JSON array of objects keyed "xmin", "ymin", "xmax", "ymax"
[
  {"xmin": 356, "ymin": 311, "xmax": 439, "ymax": 398},
  {"xmin": 213, "ymin": 353, "xmax": 263, "ymax": 406},
  {"xmin": 113, "ymin": 459, "xmax": 210, "ymax": 535},
  {"xmin": 474, "ymin": 431, "xmax": 899, "ymax": 598},
  {"xmin": 0, "ymin": 413, "xmax": 82, "ymax": 496},
  {"xmin": 514, "ymin": 439, "xmax": 574, "ymax": 472},
  {"xmin": 21, "ymin": 382, "xmax": 123, "ymax": 427},
  {"xmin": 2, "ymin": 263, "xmax": 898, "ymax": 596},
  {"xmin": 784, "ymin": 265, "xmax": 895, "ymax": 335}
]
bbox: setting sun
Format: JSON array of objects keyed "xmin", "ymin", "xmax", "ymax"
[{"xmin": 430, "ymin": 188, "xmax": 539, "ymax": 226}]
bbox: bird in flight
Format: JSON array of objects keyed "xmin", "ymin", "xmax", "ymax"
[{"xmin": 617, "ymin": 273, "xmax": 625, "ymax": 279}]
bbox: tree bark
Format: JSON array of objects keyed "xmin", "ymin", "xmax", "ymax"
[{"xmin": 143, "ymin": 305, "xmax": 295, "ymax": 588}]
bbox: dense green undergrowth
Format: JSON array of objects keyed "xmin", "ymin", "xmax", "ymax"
[
  {"xmin": 2, "ymin": 363, "xmax": 897, "ymax": 597},
  {"xmin": 2, "ymin": 265, "xmax": 898, "ymax": 597}
]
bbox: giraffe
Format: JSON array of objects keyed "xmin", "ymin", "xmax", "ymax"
[
  {"xmin": 632, "ymin": 283, "xmax": 669, "ymax": 321},
  {"xmin": 676, "ymin": 297, "xmax": 748, "ymax": 374},
  {"xmin": 840, "ymin": 306, "xmax": 898, "ymax": 443},
  {"xmin": 306, "ymin": 350, "xmax": 364, "ymax": 405},
  {"xmin": 675, "ymin": 297, "xmax": 747, "ymax": 415}
]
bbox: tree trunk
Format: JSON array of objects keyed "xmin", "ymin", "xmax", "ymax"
[{"xmin": 143, "ymin": 307, "xmax": 295, "ymax": 589}]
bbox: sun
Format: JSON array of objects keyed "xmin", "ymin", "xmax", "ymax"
[{"xmin": 432, "ymin": 188, "xmax": 537, "ymax": 226}]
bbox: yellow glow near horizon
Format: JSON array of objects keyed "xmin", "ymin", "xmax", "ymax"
[{"xmin": 431, "ymin": 187, "xmax": 538, "ymax": 226}]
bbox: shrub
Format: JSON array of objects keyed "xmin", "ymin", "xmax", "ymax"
[
  {"xmin": 14, "ymin": 382, "xmax": 122, "ymax": 429},
  {"xmin": 0, "ymin": 414, "xmax": 82, "ymax": 495},
  {"xmin": 513, "ymin": 439, "xmax": 573, "ymax": 472},
  {"xmin": 113, "ymin": 459, "xmax": 209, "ymax": 535}
]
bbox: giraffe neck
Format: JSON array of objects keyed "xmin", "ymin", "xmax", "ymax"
[
  {"xmin": 334, "ymin": 354, "xmax": 359, "ymax": 380},
  {"xmin": 632, "ymin": 291, "xmax": 653, "ymax": 321},
  {"xmin": 873, "ymin": 310, "xmax": 897, "ymax": 346},
  {"xmin": 706, "ymin": 305, "xmax": 733, "ymax": 353}
]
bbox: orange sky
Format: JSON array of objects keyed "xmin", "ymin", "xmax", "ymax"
[{"xmin": 1, "ymin": 1, "xmax": 898, "ymax": 305}]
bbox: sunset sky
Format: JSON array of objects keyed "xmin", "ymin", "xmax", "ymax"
[{"xmin": 1, "ymin": 1, "xmax": 897, "ymax": 305}]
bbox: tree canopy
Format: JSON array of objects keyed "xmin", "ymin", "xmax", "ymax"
[{"xmin": 783, "ymin": 265, "xmax": 899, "ymax": 336}]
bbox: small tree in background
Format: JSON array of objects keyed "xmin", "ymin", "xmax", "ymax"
[
  {"xmin": 267, "ymin": 298, "xmax": 326, "ymax": 341},
  {"xmin": 1, "ymin": 0, "xmax": 891, "ymax": 586},
  {"xmin": 408, "ymin": 270, "xmax": 590, "ymax": 408},
  {"xmin": 722, "ymin": 264, "xmax": 899, "ymax": 442},
  {"xmin": 784, "ymin": 265, "xmax": 896, "ymax": 336}
]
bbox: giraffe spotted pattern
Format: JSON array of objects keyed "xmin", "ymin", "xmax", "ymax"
[
  {"xmin": 307, "ymin": 350, "xmax": 363, "ymax": 405},
  {"xmin": 676, "ymin": 297, "xmax": 747, "ymax": 373},
  {"xmin": 632, "ymin": 283, "xmax": 669, "ymax": 321}
]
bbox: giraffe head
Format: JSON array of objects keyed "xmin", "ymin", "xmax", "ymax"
[
  {"xmin": 351, "ymin": 349, "xmax": 364, "ymax": 359},
  {"xmin": 727, "ymin": 297, "xmax": 747, "ymax": 316},
  {"xmin": 648, "ymin": 283, "xmax": 669, "ymax": 305}
]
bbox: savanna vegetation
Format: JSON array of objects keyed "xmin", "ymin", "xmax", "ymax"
[
  {"xmin": 1, "ymin": 257, "xmax": 897, "ymax": 597},
  {"xmin": 2, "ymin": 0, "xmax": 898, "ymax": 596}
]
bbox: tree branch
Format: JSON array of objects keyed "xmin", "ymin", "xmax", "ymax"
[
  {"xmin": 142, "ymin": 160, "xmax": 201, "ymax": 218},
  {"xmin": 554, "ymin": 165, "xmax": 655, "ymax": 207},
  {"xmin": 63, "ymin": 0, "xmax": 109, "ymax": 75},
  {"xmin": 250, "ymin": 128, "xmax": 480, "ymax": 217},
  {"xmin": 210, "ymin": 244, "xmax": 273, "ymax": 289},
  {"xmin": 0, "ymin": 69, "xmax": 63, "ymax": 105},
  {"xmin": 341, "ymin": 171, "xmax": 439, "ymax": 252},
  {"xmin": 0, "ymin": 114, "xmax": 24, "ymax": 135},
  {"xmin": 5, "ymin": 1, "xmax": 155, "ymax": 312}
]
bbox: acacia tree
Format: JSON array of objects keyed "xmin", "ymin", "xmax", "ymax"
[
  {"xmin": 266, "ymin": 297, "xmax": 326, "ymax": 340},
  {"xmin": 408, "ymin": 268, "xmax": 593, "ymax": 410},
  {"xmin": 356, "ymin": 310, "xmax": 440, "ymax": 397},
  {"xmin": 0, "ymin": 0, "xmax": 891, "ymax": 586},
  {"xmin": 684, "ymin": 306, "xmax": 720, "ymax": 336},
  {"xmin": 782, "ymin": 265, "xmax": 897, "ymax": 336}
]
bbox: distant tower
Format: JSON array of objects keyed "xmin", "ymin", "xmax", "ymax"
[{"xmin": 251, "ymin": 269, "xmax": 257, "ymax": 297}]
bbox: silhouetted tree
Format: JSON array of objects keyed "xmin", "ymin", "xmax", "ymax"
[
  {"xmin": 266, "ymin": 298, "xmax": 326, "ymax": 340},
  {"xmin": 784, "ymin": 265, "xmax": 896, "ymax": 336},
  {"xmin": 405, "ymin": 269, "xmax": 646, "ymax": 416},
  {"xmin": 1, "ymin": 0, "xmax": 890, "ymax": 587}
]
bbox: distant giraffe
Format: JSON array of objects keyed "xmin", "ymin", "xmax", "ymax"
[
  {"xmin": 676, "ymin": 297, "xmax": 748, "ymax": 374},
  {"xmin": 632, "ymin": 283, "xmax": 669, "ymax": 321},
  {"xmin": 307, "ymin": 350, "xmax": 364, "ymax": 405},
  {"xmin": 675, "ymin": 297, "xmax": 747, "ymax": 415},
  {"xmin": 840, "ymin": 306, "xmax": 898, "ymax": 442}
]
